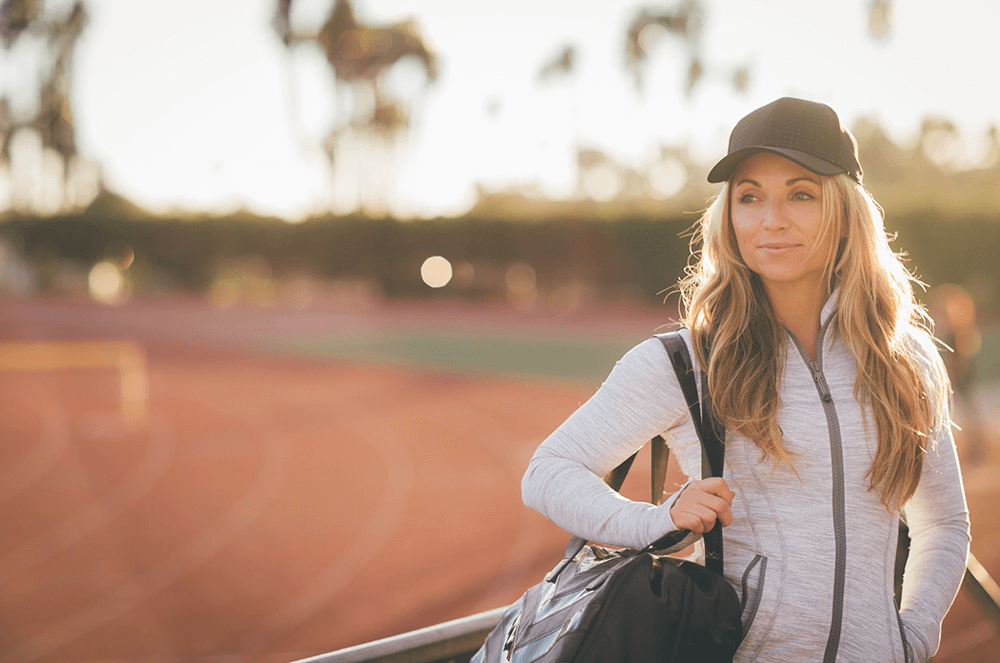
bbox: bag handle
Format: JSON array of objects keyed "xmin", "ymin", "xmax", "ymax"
[{"xmin": 597, "ymin": 434, "xmax": 669, "ymax": 504}]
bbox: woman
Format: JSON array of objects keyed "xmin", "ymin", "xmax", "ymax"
[{"xmin": 521, "ymin": 97, "xmax": 970, "ymax": 663}]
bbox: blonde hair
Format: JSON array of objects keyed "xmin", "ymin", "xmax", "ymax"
[{"xmin": 678, "ymin": 173, "xmax": 949, "ymax": 510}]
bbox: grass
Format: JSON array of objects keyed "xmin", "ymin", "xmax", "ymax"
[
  {"xmin": 263, "ymin": 324, "xmax": 1000, "ymax": 387},
  {"xmin": 265, "ymin": 331, "xmax": 643, "ymax": 385}
]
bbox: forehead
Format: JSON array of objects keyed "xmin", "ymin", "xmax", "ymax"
[{"xmin": 731, "ymin": 151, "xmax": 818, "ymax": 184}]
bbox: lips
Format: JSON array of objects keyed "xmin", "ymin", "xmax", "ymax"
[{"xmin": 759, "ymin": 242, "xmax": 801, "ymax": 251}]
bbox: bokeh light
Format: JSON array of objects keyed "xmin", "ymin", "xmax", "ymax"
[
  {"xmin": 88, "ymin": 260, "xmax": 126, "ymax": 304},
  {"xmin": 117, "ymin": 246, "xmax": 135, "ymax": 269},
  {"xmin": 421, "ymin": 256, "xmax": 453, "ymax": 288},
  {"xmin": 582, "ymin": 165, "xmax": 621, "ymax": 202},
  {"xmin": 451, "ymin": 260, "xmax": 476, "ymax": 289},
  {"xmin": 505, "ymin": 262, "xmax": 538, "ymax": 310},
  {"xmin": 208, "ymin": 257, "xmax": 277, "ymax": 309},
  {"xmin": 647, "ymin": 158, "xmax": 688, "ymax": 199}
]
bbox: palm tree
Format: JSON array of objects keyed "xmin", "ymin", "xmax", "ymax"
[
  {"xmin": 624, "ymin": 0, "xmax": 751, "ymax": 97},
  {"xmin": 0, "ymin": 0, "xmax": 88, "ymax": 211},
  {"xmin": 624, "ymin": 0, "xmax": 703, "ymax": 95},
  {"xmin": 273, "ymin": 0, "xmax": 438, "ymax": 214}
]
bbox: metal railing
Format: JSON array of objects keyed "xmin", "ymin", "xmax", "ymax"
[
  {"xmin": 964, "ymin": 553, "xmax": 1000, "ymax": 633},
  {"xmin": 297, "ymin": 550, "xmax": 1000, "ymax": 663},
  {"xmin": 290, "ymin": 607, "xmax": 505, "ymax": 663}
]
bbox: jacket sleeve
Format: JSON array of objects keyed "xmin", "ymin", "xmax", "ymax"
[
  {"xmin": 521, "ymin": 336, "xmax": 704, "ymax": 549},
  {"xmin": 898, "ymin": 334, "xmax": 972, "ymax": 662}
]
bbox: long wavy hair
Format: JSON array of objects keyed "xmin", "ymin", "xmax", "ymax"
[{"xmin": 678, "ymin": 172, "xmax": 949, "ymax": 510}]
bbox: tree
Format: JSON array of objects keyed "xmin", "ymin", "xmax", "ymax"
[
  {"xmin": 623, "ymin": 0, "xmax": 749, "ymax": 97},
  {"xmin": 0, "ymin": 0, "xmax": 90, "ymax": 212},
  {"xmin": 273, "ymin": 0, "xmax": 438, "ymax": 215}
]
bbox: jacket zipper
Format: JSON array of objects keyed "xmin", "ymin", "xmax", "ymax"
[
  {"xmin": 789, "ymin": 318, "xmax": 846, "ymax": 663},
  {"xmin": 894, "ymin": 600, "xmax": 911, "ymax": 663}
]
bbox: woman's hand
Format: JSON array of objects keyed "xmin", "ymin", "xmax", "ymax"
[{"xmin": 669, "ymin": 478, "xmax": 735, "ymax": 535}]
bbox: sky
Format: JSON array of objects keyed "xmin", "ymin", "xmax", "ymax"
[{"xmin": 5, "ymin": 0, "xmax": 1000, "ymax": 219}]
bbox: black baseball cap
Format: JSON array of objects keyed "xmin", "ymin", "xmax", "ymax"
[{"xmin": 707, "ymin": 97, "xmax": 862, "ymax": 184}]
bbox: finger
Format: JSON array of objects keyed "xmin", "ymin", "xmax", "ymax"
[
  {"xmin": 674, "ymin": 504, "xmax": 719, "ymax": 535},
  {"xmin": 675, "ymin": 494, "xmax": 733, "ymax": 529},
  {"xmin": 672, "ymin": 513, "xmax": 706, "ymax": 535},
  {"xmin": 696, "ymin": 477, "xmax": 736, "ymax": 503},
  {"xmin": 696, "ymin": 505, "xmax": 720, "ymax": 533},
  {"xmin": 716, "ymin": 503, "xmax": 733, "ymax": 527},
  {"xmin": 707, "ymin": 494, "xmax": 733, "ymax": 526},
  {"xmin": 703, "ymin": 495, "xmax": 733, "ymax": 527},
  {"xmin": 677, "ymin": 492, "xmax": 730, "ymax": 517},
  {"xmin": 669, "ymin": 507, "xmax": 701, "ymax": 534}
]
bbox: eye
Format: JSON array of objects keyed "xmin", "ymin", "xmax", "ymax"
[
  {"xmin": 737, "ymin": 192, "xmax": 757, "ymax": 204},
  {"xmin": 791, "ymin": 190, "xmax": 816, "ymax": 201}
]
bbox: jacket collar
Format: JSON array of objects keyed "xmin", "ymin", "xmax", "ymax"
[{"xmin": 820, "ymin": 287, "xmax": 840, "ymax": 329}]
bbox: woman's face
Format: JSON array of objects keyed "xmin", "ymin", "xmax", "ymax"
[{"xmin": 730, "ymin": 152, "xmax": 835, "ymax": 295}]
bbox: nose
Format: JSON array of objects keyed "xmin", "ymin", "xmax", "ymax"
[{"xmin": 761, "ymin": 199, "xmax": 789, "ymax": 230}]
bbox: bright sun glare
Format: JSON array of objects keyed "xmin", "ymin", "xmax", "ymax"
[{"xmin": 8, "ymin": 0, "xmax": 999, "ymax": 220}]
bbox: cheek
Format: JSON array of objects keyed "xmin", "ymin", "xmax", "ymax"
[
  {"xmin": 799, "ymin": 211, "xmax": 831, "ymax": 254},
  {"xmin": 729, "ymin": 210, "xmax": 756, "ymax": 263}
]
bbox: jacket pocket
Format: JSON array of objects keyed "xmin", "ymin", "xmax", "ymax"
[{"xmin": 739, "ymin": 554, "xmax": 768, "ymax": 637}]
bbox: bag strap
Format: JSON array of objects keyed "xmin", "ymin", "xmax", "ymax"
[
  {"xmin": 592, "ymin": 435, "xmax": 667, "ymax": 503},
  {"xmin": 655, "ymin": 331, "xmax": 726, "ymax": 576},
  {"xmin": 548, "ymin": 331, "xmax": 724, "ymax": 581}
]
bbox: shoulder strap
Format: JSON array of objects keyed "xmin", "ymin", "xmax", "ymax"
[
  {"xmin": 655, "ymin": 331, "xmax": 726, "ymax": 575},
  {"xmin": 548, "ymin": 332, "xmax": 725, "ymax": 581}
]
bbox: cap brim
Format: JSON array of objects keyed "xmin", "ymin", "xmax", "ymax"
[{"xmin": 707, "ymin": 146, "xmax": 847, "ymax": 183}]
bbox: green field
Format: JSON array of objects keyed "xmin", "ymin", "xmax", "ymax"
[
  {"xmin": 265, "ymin": 322, "xmax": 1000, "ymax": 391},
  {"xmin": 266, "ymin": 331, "xmax": 646, "ymax": 385}
]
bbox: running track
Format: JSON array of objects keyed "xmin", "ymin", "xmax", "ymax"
[{"xmin": 0, "ymin": 298, "xmax": 996, "ymax": 662}]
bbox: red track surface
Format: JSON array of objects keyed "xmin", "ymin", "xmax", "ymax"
[{"xmin": 0, "ymin": 298, "xmax": 996, "ymax": 663}]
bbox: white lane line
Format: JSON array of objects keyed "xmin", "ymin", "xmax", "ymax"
[
  {"xmin": 14, "ymin": 388, "xmax": 291, "ymax": 662},
  {"xmin": 0, "ymin": 377, "xmax": 72, "ymax": 504},
  {"xmin": 0, "ymin": 411, "xmax": 175, "ymax": 586},
  {"xmin": 243, "ymin": 415, "xmax": 417, "ymax": 657},
  {"xmin": 465, "ymin": 430, "xmax": 561, "ymax": 614},
  {"xmin": 421, "ymin": 388, "xmax": 576, "ymax": 615}
]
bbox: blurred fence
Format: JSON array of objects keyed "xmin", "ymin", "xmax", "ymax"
[{"xmin": 1, "ymin": 207, "xmax": 998, "ymax": 322}]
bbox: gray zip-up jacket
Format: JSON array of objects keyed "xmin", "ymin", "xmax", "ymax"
[{"xmin": 522, "ymin": 293, "xmax": 970, "ymax": 662}]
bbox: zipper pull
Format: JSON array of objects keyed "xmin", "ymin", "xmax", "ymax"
[{"xmin": 813, "ymin": 369, "xmax": 833, "ymax": 403}]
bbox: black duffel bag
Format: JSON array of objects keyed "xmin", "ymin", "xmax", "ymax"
[{"xmin": 472, "ymin": 332, "xmax": 742, "ymax": 663}]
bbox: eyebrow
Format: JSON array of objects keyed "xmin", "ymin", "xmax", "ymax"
[{"xmin": 735, "ymin": 176, "xmax": 821, "ymax": 188}]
